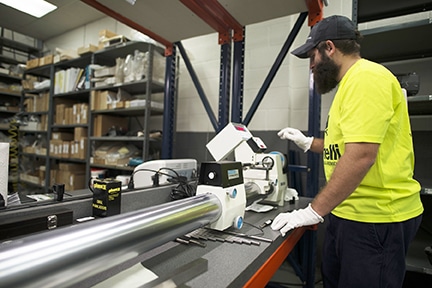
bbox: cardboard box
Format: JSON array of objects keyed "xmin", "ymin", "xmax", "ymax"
[
  {"xmin": 54, "ymin": 47, "xmax": 79, "ymax": 63},
  {"xmin": 40, "ymin": 115, "xmax": 48, "ymax": 131},
  {"xmin": 74, "ymin": 127, "xmax": 88, "ymax": 140},
  {"xmin": 101, "ymin": 35, "xmax": 128, "ymax": 48},
  {"xmin": 24, "ymin": 97, "xmax": 34, "ymax": 112},
  {"xmin": 91, "ymin": 90, "xmax": 115, "ymax": 110},
  {"xmin": 104, "ymin": 157, "xmax": 130, "ymax": 166},
  {"xmin": 94, "ymin": 66, "xmax": 116, "ymax": 78},
  {"xmin": 77, "ymin": 44, "xmax": 98, "ymax": 55},
  {"xmin": 78, "ymin": 138, "xmax": 88, "ymax": 159},
  {"xmin": 62, "ymin": 142, "xmax": 71, "ymax": 158},
  {"xmin": 35, "ymin": 93, "xmax": 49, "ymax": 112},
  {"xmin": 65, "ymin": 107, "xmax": 73, "ymax": 125},
  {"xmin": 59, "ymin": 163, "xmax": 86, "ymax": 171},
  {"xmin": 71, "ymin": 138, "xmax": 88, "ymax": 160},
  {"xmin": 35, "ymin": 147, "xmax": 47, "ymax": 156},
  {"xmin": 71, "ymin": 141, "xmax": 77, "ymax": 159},
  {"xmin": 52, "ymin": 132, "xmax": 74, "ymax": 141},
  {"xmin": 23, "ymin": 146, "xmax": 35, "ymax": 154},
  {"xmin": 55, "ymin": 104, "xmax": 66, "ymax": 125},
  {"xmin": 73, "ymin": 103, "xmax": 88, "ymax": 124},
  {"xmin": 93, "ymin": 115, "xmax": 128, "ymax": 137},
  {"xmin": 56, "ymin": 170, "xmax": 86, "ymax": 191},
  {"xmin": 81, "ymin": 104, "xmax": 88, "ymax": 124},
  {"xmin": 39, "ymin": 55, "xmax": 54, "ymax": 66},
  {"xmin": 26, "ymin": 58, "xmax": 39, "ymax": 69},
  {"xmin": 50, "ymin": 140, "xmax": 63, "ymax": 156},
  {"xmin": 99, "ymin": 29, "xmax": 117, "ymax": 40},
  {"xmin": 107, "ymin": 101, "xmax": 125, "ymax": 109}
]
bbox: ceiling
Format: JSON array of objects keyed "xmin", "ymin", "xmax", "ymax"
[
  {"xmin": 0, "ymin": 0, "xmax": 106, "ymax": 41},
  {"xmin": 0, "ymin": 0, "xmax": 308, "ymax": 43}
]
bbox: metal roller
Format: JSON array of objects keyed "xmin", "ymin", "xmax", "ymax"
[
  {"xmin": 244, "ymin": 181, "xmax": 266, "ymax": 205},
  {"xmin": 0, "ymin": 193, "xmax": 222, "ymax": 288}
]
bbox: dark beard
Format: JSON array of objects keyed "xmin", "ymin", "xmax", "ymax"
[{"xmin": 313, "ymin": 52, "xmax": 340, "ymax": 94}]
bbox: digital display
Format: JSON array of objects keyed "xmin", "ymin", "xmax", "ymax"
[
  {"xmin": 233, "ymin": 124, "xmax": 247, "ymax": 132},
  {"xmin": 227, "ymin": 169, "xmax": 239, "ymax": 180}
]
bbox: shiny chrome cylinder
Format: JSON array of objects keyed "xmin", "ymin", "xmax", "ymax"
[
  {"xmin": 0, "ymin": 193, "xmax": 221, "ymax": 288},
  {"xmin": 244, "ymin": 181, "xmax": 266, "ymax": 205}
]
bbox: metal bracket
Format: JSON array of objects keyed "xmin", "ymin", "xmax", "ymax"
[{"xmin": 47, "ymin": 215, "xmax": 58, "ymax": 230}]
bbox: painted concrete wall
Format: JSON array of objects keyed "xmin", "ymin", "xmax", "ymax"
[{"xmin": 43, "ymin": 0, "xmax": 352, "ymax": 134}]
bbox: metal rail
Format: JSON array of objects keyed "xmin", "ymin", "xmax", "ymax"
[{"xmin": 0, "ymin": 193, "xmax": 222, "ymax": 288}]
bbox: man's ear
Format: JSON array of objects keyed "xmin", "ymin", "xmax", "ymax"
[{"xmin": 326, "ymin": 40, "xmax": 336, "ymax": 56}]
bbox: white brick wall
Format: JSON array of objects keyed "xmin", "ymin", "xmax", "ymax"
[{"xmin": 44, "ymin": 0, "xmax": 354, "ymax": 133}]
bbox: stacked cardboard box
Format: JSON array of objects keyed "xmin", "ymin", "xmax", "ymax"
[
  {"xmin": 55, "ymin": 101, "xmax": 88, "ymax": 125},
  {"xmin": 73, "ymin": 103, "xmax": 89, "ymax": 124},
  {"xmin": 50, "ymin": 132, "xmax": 73, "ymax": 158},
  {"xmin": 90, "ymin": 90, "xmax": 116, "ymax": 110},
  {"xmin": 55, "ymin": 163, "xmax": 86, "ymax": 191},
  {"xmin": 71, "ymin": 127, "xmax": 88, "ymax": 160},
  {"xmin": 24, "ymin": 92, "xmax": 49, "ymax": 112},
  {"xmin": 50, "ymin": 128, "xmax": 88, "ymax": 160},
  {"xmin": 25, "ymin": 55, "xmax": 54, "ymax": 69},
  {"xmin": 40, "ymin": 165, "xmax": 58, "ymax": 187}
]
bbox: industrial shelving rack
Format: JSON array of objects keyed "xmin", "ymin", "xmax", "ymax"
[
  {"xmin": 88, "ymin": 41, "xmax": 165, "ymax": 179},
  {"xmin": 353, "ymin": 0, "xmax": 432, "ymax": 277},
  {"xmin": 80, "ymin": 1, "xmax": 326, "ymax": 287},
  {"xmin": 0, "ymin": 33, "xmax": 42, "ymax": 194},
  {"xmin": 20, "ymin": 64, "xmax": 53, "ymax": 194},
  {"xmin": 18, "ymin": 41, "xmax": 165, "ymax": 194}
]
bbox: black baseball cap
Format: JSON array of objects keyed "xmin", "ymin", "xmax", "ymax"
[{"xmin": 291, "ymin": 15, "xmax": 357, "ymax": 58}]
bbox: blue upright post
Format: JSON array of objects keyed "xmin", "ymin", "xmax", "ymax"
[
  {"xmin": 161, "ymin": 46, "xmax": 177, "ymax": 159},
  {"xmin": 218, "ymin": 41, "xmax": 232, "ymax": 131},
  {"xmin": 231, "ymin": 28, "xmax": 245, "ymax": 124}
]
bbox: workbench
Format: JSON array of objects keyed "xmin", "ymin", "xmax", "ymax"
[
  {"xmin": 138, "ymin": 197, "xmax": 315, "ymax": 288},
  {"xmin": 1, "ymin": 186, "xmax": 316, "ymax": 287}
]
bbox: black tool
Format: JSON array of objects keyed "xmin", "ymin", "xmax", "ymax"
[{"xmin": 259, "ymin": 219, "xmax": 273, "ymax": 229}]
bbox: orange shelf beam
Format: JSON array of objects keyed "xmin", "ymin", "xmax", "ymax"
[
  {"xmin": 244, "ymin": 225, "xmax": 318, "ymax": 288},
  {"xmin": 306, "ymin": 0, "xmax": 324, "ymax": 26},
  {"xmin": 180, "ymin": 0, "xmax": 244, "ymax": 44}
]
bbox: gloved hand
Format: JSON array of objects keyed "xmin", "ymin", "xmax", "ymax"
[
  {"xmin": 271, "ymin": 204, "xmax": 324, "ymax": 237},
  {"xmin": 277, "ymin": 127, "xmax": 313, "ymax": 152}
]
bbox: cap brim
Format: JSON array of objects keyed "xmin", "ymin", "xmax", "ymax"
[{"xmin": 291, "ymin": 42, "xmax": 315, "ymax": 59}]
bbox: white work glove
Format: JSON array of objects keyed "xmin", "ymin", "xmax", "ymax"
[
  {"xmin": 277, "ymin": 127, "xmax": 313, "ymax": 152},
  {"xmin": 271, "ymin": 204, "xmax": 324, "ymax": 237}
]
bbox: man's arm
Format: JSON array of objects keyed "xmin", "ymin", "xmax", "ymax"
[
  {"xmin": 310, "ymin": 138, "xmax": 324, "ymax": 153},
  {"xmin": 311, "ymin": 142, "xmax": 379, "ymax": 216}
]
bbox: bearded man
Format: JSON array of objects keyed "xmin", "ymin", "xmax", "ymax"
[{"xmin": 271, "ymin": 15, "xmax": 423, "ymax": 288}]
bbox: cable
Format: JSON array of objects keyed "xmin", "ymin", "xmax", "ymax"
[
  {"xmin": 169, "ymin": 178, "xmax": 197, "ymax": 200},
  {"xmin": 87, "ymin": 166, "xmax": 198, "ymax": 201},
  {"xmin": 242, "ymin": 221, "xmax": 265, "ymax": 236},
  {"xmin": 127, "ymin": 167, "xmax": 181, "ymax": 190}
]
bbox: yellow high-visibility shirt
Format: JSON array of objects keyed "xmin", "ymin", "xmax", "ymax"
[{"xmin": 324, "ymin": 58, "xmax": 423, "ymax": 222}]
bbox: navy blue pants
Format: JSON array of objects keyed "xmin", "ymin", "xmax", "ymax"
[{"xmin": 322, "ymin": 213, "xmax": 422, "ymax": 288}]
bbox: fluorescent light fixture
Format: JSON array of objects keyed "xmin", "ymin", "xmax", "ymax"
[{"xmin": 0, "ymin": 0, "xmax": 57, "ymax": 18}]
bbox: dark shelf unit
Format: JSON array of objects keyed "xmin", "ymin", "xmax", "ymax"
[
  {"xmin": 355, "ymin": 0, "xmax": 432, "ymax": 276},
  {"xmin": 357, "ymin": 0, "xmax": 432, "ymax": 22},
  {"xmin": 361, "ymin": 19, "xmax": 432, "ymax": 62},
  {"xmin": 89, "ymin": 41, "xmax": 165, "ymax": 180},
  {"xmin": 17, "ymin": 41, "xmax": 165, "ymax": 194},
  {"xmin": 1, "ymin": 35, "xmax": 42, "ymax": 195},
  {"xmin": 20, "ymin": 63, "xmax": 53, "ymax": 194}
]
